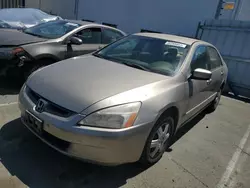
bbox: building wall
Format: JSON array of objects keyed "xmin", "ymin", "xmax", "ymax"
[
  {"xmin": 78, "ymin": 0, "xmax": 220, "ymax": 37},
  {"xmin": 25, "ymin": 0, "xmax": 77, "ymax": 19},
  {"xmin": 216, "ymin": 0, "xmax": 250, "ymax": 20},
  {"xmin": 26, "ymin": 0, "xmax": 221, "ymax": 37},
  {"xmin": 25, "ymin": 0, "xmax": 40, "ymax": 9},
  {"xmin": 236, "ymin": 0, "xmax": 250, "ymax": 20},
  {"xmin": 0, "ymin": 0, "xmax": 24, "ymax": 8}
]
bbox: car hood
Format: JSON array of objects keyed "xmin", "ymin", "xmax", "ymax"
[
  {"xmin": 27, "ymin": 55, "xmax": 167, "ymax": 113},
  {"xmin": 0, "ymin": 29, "xmax": 46, "ymax": 46}
]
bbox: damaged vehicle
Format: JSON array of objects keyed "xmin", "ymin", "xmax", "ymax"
[
  {"xmin": 0, "ymin": 8, "xmax": 61, "ymax": 29},
  {"xmin": 0, "ymin": 19, "xmax": 126, "ymax": 79}
]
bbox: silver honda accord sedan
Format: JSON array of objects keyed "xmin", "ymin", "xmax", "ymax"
[{"xmin": 19, "ymin": 33, "xmax": 228, "ymax": 166}]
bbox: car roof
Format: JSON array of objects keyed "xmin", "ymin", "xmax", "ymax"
[
  {"xmin": 65, "ymin": 19, "xmax": 115, "ymax": 28},
  {"xmin": 65, "ymin": 19, "xmax": 124, "ymax": 30},
  {"xmin": 134, "ymin": 32, "xmax": 201, "ymax": 45},
  {"xmin": 65, "ymin": 19, "xmax": 95, "ymax": 26},
  {"xmin": 64, "ymin": 19, "xmax": 126, "ymax": 35}
]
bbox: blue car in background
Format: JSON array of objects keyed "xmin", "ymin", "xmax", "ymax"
[{"xmin": 0, "ymin": 8, "xmax": 61, "ymax": 30}]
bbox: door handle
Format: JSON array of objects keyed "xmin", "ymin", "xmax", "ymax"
[{"xmin": 207, "ymin": 79, "xmax": 212, "ymax": 85}]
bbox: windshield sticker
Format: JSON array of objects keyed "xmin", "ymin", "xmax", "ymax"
[
  {"xmin": 165, "ymin": 41, "xmax": 187, "ymax": 48},
  {"xmin": 65, "ymin": 22, "xmax": 79, "ymax": 27}
]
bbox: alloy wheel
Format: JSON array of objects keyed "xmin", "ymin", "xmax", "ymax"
[{"xmin": 149, "ymin": 122, "xmax": 170, "ymax": 158}]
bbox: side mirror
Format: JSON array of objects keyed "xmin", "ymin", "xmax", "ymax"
[
  {"xmin": 191, "ymin": 68, "xmax": 212, "ymax": 80},
  {"xmin": 69, "ymin": 37, "xmax": 83, "ymax": 45}
]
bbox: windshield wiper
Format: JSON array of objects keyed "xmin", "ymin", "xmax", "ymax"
[
  {"xmin": 93, "ymin": 54, "xmax": 151, "ymax": 72},
  {"xmin": 93, "ymin": 53, "xmax": 106, "ymax": 59},
  {"xmin": 122, "ymin": 62, "xmax": 151, "ymax": 72}
]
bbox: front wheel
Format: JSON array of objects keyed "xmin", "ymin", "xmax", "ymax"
[{"xmin": 139, "ymin": 115, "xmax": 175, "ymax": 166}]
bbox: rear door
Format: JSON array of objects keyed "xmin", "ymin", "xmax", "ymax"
[
  {"xmin": 206, "ymin": 46, "xmax": 224, "ymax": 95},
  {"xmin": 66, "ymin": 27, "xmax": 102, "ymax": 58}
]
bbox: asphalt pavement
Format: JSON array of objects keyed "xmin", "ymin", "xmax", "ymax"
[{"xmin": 0, "ymin": 83, "xmax": 250, "ymax": 188}]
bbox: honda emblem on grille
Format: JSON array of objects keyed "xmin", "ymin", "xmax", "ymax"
[{"xmin": 35, "ymin": 99, "xmax": 47, "ymax": 113}]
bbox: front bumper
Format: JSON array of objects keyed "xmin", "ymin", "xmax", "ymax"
[
  {"xmin": 0, "ymin": 48, "xmax": 32, "ymax": 77},
  {"xmin": 19, "ymin": 86, "xmax": 152, "ymax": 166},
  {"xmin": 0, "ymin": 58, "xmax": 20, "ymax": 77}
]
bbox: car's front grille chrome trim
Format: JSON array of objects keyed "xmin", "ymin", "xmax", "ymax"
[{"xmin": 26, "ymin": 86, "xmax": 74, "ymax": 117}]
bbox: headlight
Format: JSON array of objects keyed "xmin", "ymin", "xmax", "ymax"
[{"xmin": 78, "ymin": 102, "xmax": 141, "ymax": 129}]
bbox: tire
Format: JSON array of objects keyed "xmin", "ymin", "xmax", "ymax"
[
  {"xmin": 23, "ymin": 64, "xmax": 45, "ymax": 81},
  {"xmin": 23, "ymin": 59, "xmax": 55, "ymax": 81},
  {"xmin": 139, "ymin": 114, "xmax": 175, "ymax": 166},
  {"xmin": 207, "ymin": 89, "xmax": 222, "ymax": 113}
]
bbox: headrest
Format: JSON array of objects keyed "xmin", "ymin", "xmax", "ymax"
[{"xmin": 167, "ymin": 48, "xmax": 178, "ymax": 56}]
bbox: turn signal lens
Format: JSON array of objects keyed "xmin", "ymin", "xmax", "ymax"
[{"xmin": 12, "ymin": 47, "xmax": 24, "ymax": 54}]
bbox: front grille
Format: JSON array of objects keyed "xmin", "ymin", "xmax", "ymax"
[
  {"xmin": 27, "ymin": 87, "xmax": 40, "ymax": 103},
  {"xmin": 26, "ymin": 87, "xmax": 74, "ymax": 117}
]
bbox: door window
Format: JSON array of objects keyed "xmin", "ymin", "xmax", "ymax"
[
  {"xmin": 102, "ymin": 28, "xmax": 124, "ymax": 44},
  {"xmin": 207, "ymin": 46, "xmax": 223, "ymax": 70},
  {"xmin": 191, "ymin": 46, "xmax": 210, "ymax": 71},
  {"xmin": 74, "ymin": 28, "xmax": 101, "ymax": 44}
]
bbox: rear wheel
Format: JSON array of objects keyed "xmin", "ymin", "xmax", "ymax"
[
  {"xmin": 24, "ymin": 65, "xmax": 45, "ymax": 81},
  {"xmin": 207, "ymin": 89, "xmax": 222, "ymax": 113},
  {"xmin": 23, "ymin": 64, "xmax": 45, "ymax": 81},
  {"xmin": 139, "ymin": 114, "xmax": 175, "ymax": 165},
  {"xmin": 23, "ymin": 59, "xmax": 54, "ymax": 81}
]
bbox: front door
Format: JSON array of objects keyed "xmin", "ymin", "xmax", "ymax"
[
  {"xmin": 66, "ymin": 27, "xmax": 103, "ymax": 58},
  {"xmin": 185, "ymin": 45, "xmax": 213, "ymax": 120}
]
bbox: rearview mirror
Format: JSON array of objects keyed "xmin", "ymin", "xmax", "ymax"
[
  {"xmin": 191, "ymin": 68, "xmax": 212, "ymax": 80},
  {"xmin": 69, "ymin": 37, "xmax": 83, "ymax": 45}
]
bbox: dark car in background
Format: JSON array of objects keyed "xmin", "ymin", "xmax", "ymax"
[
  {"xmin": 0, "ymin": 20, "xmax": 126, "ymax": 80},
  {"xmin": 0, "ymin": 8, "xmax": 61, "ymax": 30}
]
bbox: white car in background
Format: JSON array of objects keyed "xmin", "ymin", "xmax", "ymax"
[{"xmin": 0, "ymin": 8, "xmax": 61, "ymax": 29}]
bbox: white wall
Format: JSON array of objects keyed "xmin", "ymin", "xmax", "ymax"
[{"xmin": 77, "ymin": 0, "xmax": 220, "ymax": 37}]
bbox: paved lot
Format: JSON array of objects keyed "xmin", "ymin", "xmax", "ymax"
[{"xmin": 0, "ymin": 82, "xmax": 250, "ymax": 188}]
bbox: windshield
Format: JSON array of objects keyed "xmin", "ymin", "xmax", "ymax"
[
  {"xmin": 95, "ymin": 35, "xmax": 190, "ymax": 76},
  {"xmin": 23, "ymin": 20, "xmax": 81, "ymax": 39}
]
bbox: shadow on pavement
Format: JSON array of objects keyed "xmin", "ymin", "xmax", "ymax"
[
  {"xmin": 223, "ymin": 93, "xmax": 250, "ymax": 104},
  {"xmin": 0, "ymin": 77, "xmax": 23, "ymax": 95},
  {"xmin": 168, "ymin": 111, "xmax": 206, "ymax": 149},
  {"xmin": 0, "ymin": 112, "xmax": 207, "ymax": 187},
  {"xmin": 0, "ymin": 118, "xmax": 149, "ymax": 188}
]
